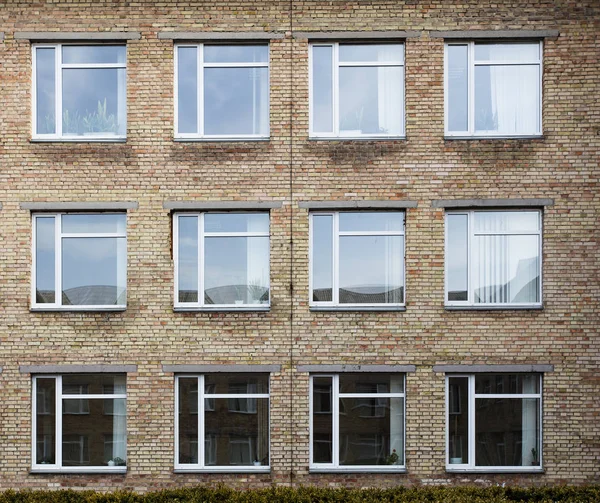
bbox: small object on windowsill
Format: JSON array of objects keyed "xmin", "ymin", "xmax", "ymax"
[
  {"xmin": 531, "ymin": 448, "xmax": 540, "ymax": 466},
  {"xmin": 108, "ymin": 457, "xmax": 126, "ymax": 467},
  {"xmin": 253, "ymin": 460, "xmax": 261, "ymax": 466},
  {"xmin": 234, "ymin": 300, "xmax": 244, "ymax": 305},
  {"xmin": 384, "ymin": 449, "xmax": 399, "ymax": 465},
  {"xmin": 450, "ymin": 457, "xmax": 463, "ymax": 464}
]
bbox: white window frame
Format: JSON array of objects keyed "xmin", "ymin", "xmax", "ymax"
[
  {"xmin": 31, "ymin": 212, "xmax": 128, "ymax": 311},
  {"xmin": 309, "ymin": 42, "xmax": 405, "ymax": 139},
  {"xmin": 445, "ymin": 374, "xmax": 543, "ymax": 472},
  {"xmin": 174, "ymin": 374, "xmax": 271, "ymax": 472},
  {"xmin": 32, "ymin": 43, "xmax": 127, "ymax": 141},
  {"xmin": 174, "ymin": 43, "xmax": 270, "ymax": 140},
  {"xmin": 173, "ymin": 212, "xmax": 270, "ymax": 311},
  {"xmin": 444, "ymin": 41, "xmax": 543, "ymax": 138},
  {"xmin": 31, "ymin": 375, "xmax": 127, "ymax": 473},
  {"xmin": 309, "ymin": 374, "xmax": 406, "ymax": 472},
  {"xmin": 309, "ymin": 211, "xmax": 406, "ymax": 309},
  {"xmin": 444, "ymin": 209, "xmax": 542, "ymax": 308}
]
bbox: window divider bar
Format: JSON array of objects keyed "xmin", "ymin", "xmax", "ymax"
[{"xmin": 199, "ymin": 375, "xmax": 205, "ymax": 468}]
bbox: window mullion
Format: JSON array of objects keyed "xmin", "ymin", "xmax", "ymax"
[
  {"xmin": 56, "ymin": 45, "xmax": 63, "ymax": 136},
  {"xmin": 199, "ymin": 375, "xmax": 205, "ymax": 468},
  {"xmin": 333, "ymin": 213, "xmax": 340, "ymax": 305},
  {"xmin": 332, "ymin": 375, "xmax": 339, "ymax": 467},
  {"xmin": 468, "ymin": 42, "xmax": 475, "ymax": 135},
  {"xmin": 198, "ymin": 214, "xmax": 204, "ymax": 308},
  {"xmin": 56, "ymin": 375, "xmax": 63, "ymax": 468},
  {"xmin": 468, "ymin": 375, "xmax": 476, "ymax": 468},
  {"xmin": 333, "ymin": 44, "xmax": 339, "ymax": 136},
  {"xmin": 467, "ymin": 211, "xmax": 473, "ymax": 305},
  {"xmin": 55, "ymin": 215, "xmax": 62, "ymax": 307},
  {"xmin": 198, "ymin": 45, "xmax": 204, "ymax": 137}
]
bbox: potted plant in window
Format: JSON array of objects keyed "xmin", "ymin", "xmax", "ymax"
[{"xmin": 531, "ymin": 448, "xmax": 540, "ymax": 466}]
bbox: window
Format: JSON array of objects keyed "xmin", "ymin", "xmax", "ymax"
[
  {"xmin": 32, "ymin": 374, "xmax": 127, "ymax": 472},
  {"xmin": 310, "ymin": 374, "xmax": 405, "ymax": 471},
  {"xmin": 32, "ymin": 213, "xmax": 127, "ymax": 310},
  {"xmin": 174, "ymin": 213, "xmax": 270, "ymax": 309},
  {"xmin": 445, "ymin": 41, "xmax": 542, "ymax": 137},
  {"xmin": 310, "ymin": 212, "xmax": 405, "ymax": 308},
  {"xmin": 445, "ymin": 210, "xmax": 541, "ymax": 307},
  {"xmin": 446, "ymin": 374, "xmax": 542, "ymax": 471},
  {"xmin": 310, "ymin": 42, "xmax": 404, "ymax": 138},
  {"xmin": 176, "ymin": 374, "xmax": 270, "ymax": 470},
  {"xmin": 175, "ymin": 44, "xmax": 269, "ymax": 139},
  {"xmin": 33, "ymin": 44, "xmax": 127, "ymax": 140}
]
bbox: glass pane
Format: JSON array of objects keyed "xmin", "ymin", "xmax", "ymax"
[
  {"xmin": 62, "ymin": 374, "xmax": 126, "ymax": 395},
  {"xmin": 339, "ymin": 66, "xmax": 403, "ymax": 135},
  {"xmin": 35, "ymin": 378, "xmax": 56, "ymax": 465},
  {"xmin": 62, "ymin": 45, "xmax": 126, "ymax": 65},
  {"xmin": 62, "ymin": 237, "xmax": 127, "ymax": 305},
  {"xmin": 204, "ymin": 236, "xmax": 269, "ymax": 305},
  {"xmin": 475, "ymin": 43, "xmax": 539, "ymax": 62},
  {"xmin": 35, "ymin": 47, "xmax": 56, "ymax": 134},
  {"xmin": 177, "ymin": 47, "xmax": 198, "ymax": 134},
  {"xmin": 339, "ymin": 374, "xmax": 404, "ymax": 394},
  {"xmin": 475, "ymin": 398, "xmax": 540, "ymax": 467},
  {"xmin": 62, "ymin": 68, "xmax": 126, "ymax": 135},
  {"xmin": 473, "ymin": 234, "xmax": 540, "ymax": 304},
  {"xmin": 204, "ymin": 213, "xmax": 268, "ymax": 233},
  {"xmin": 475, "ymin": 374, "xmax": 540, "ymax": 395},
  {"xmin": 36, "ymin": 217, "xmax": 56, "ymax": 304},
  {"xmin": 474, "ymin": 65, "xmax": 539, "ymax": 134},
  {"xmin": 339, "ymin": 44, "xmax": 403, "ymax": 63},
  {"xmin": 178, "ymin": 216, "xmax": 199, "ymax": 303},
  {"xmin": 312, "ymin": 45, "xmax": 333, "ymax": 133},
  {"xmin": 204, "ymin": 374, "xmax": 269, "ymax": 395},
  {"xmin": 178, "ymin": 378, "xmax": 199, "ymax": 464},
  {"xmin": 339, "ymin": 397, "xmax": 404, "ymax": 466},
  {"xmin": 62, "ymin": 214, "xmax": 126, "ymax": 234},
  {"xmin": 339, "ymin": 235, "xmax": 404, "ymax": 304},
  {"xmin": 474, "ymin": 211, "xmax": 539, "ymax": 233},
  {"xmin": 446, "ymin": 214, "xmax": 468, "ymax": 301},
  {"xmin": 312, "ymin": 377, "xmax": 332, "ymax": 464},
  {"xmin": 339, "ymin": 212, "xmax": 404, "ymax": 232},
  {"xmin": 204, "ymin": 45, "xmax": 268, "ymax": 63},
  {"xmin": 447, "ymin": 45, "xmax": 468, "ymax": 132},
  {"xmin": 204, "ymin": 67, "xmax": 268, "ymax": 135},
  {"xmin": 62, "ymin": 398, "xmax": 126, "ymax": 467},
  {"xmin": 448, "ymin": 377, "xmax": 469, "ymax": 464},
  {"xmin": 312, "ymin": 215, "xmax": 333, "ymax": 302},
  {"xmin": 204, "ymin": 398, "xmax": 269, "ymax": 466}
]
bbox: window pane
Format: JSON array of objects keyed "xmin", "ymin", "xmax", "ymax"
[
  {"xmin": 447, "ymin": 45, "xmax": 468, "ymax": 132},
  {"xmin": 62, "ymin": 237, "xmax": 127, "ymax": 305},
  {"xmin": 474, "ymin": 211, "xmax": 540, "ymax": 233},
  {"xmin": 177, "ymin": 47, "xmax": 198, "ymax": 134},
  {"xmin": 446, "ymin": 214, "xmax": 468, "ymax": 301},
  {"xmin": 339, "ymin": 373, "xmax": 404, "ymax": 394},
  {"xmin": 178, "ymin": 378, "xmax": 199, "ymax": 464},
  {"xmin": 474, "ymin": 43, "xmax": 539, "ymax": 62},
  {"xmin": 448, "ymin": 377, "xmax": 469, "ymax": 464},
  {"xmin": 204, "ymin": 213, "xmax": 268, "ymax": 233},
  {"xmin": 312, "ymin": 215, "xmax": 333, "ymax": 302},
  {"xmin": 204, "ymin": 374, "xmax": 268, "ymax": 395},
  {"xmin": 339, "ymin": 235, "xmax": 404, "ymax": 304},
  {"xmin": 339, "ymin": 66, "xmax": 403, "ymax": 135},
  {"xmin": 339, "ymin": 212, "xmax": 404, "ymax": 232},
  {"xmin": 312, "ymin": 46, "xmax": 333, "ymax": 133},
  {"xmin": 204, "ymin": 45, "xmax": 268, "ymax": 64},
  {"xmin": 473, "ymin": 234, "xmax": 540, "ymax": 304},
  {"xmin": 35, "ymin": 47, "xmax": 56, "ymax": 134},
  {"xmin": 339, "ymin": 44, "xmax": 403, "ymax": 63},
  {"xmin": 475, "ymin": 374, "xmax": 540, "ymax": 395},
  {"xmin": 474, "ymin": 64, "xmax": 539, "ymax": 134},
  {"xmin": 62, "ymin": 214, "xmax": 126, "ymax": 234},
  {"xmin": 177, "ymin": 216, "xmax": 198, "ymax": 303},
  {"xmin": 62, "ymin": 374, "xmax": 126, "ymax": 395},
  {"xmin": 338, "ymin": 397, "xmax": 403, "ymax": 466},
  {"xmin": 62, "ymin": 68, "xmax": 126, "ymax": 135},
  {"xmin": 204, "ymin": 398, "xmax": 269, "ymax": 466},
  {"xmin": 204, "ymin": 236, "xmax": 269, "ymax": 305},
  {"xmin": 36, "ymin": 217, "xmax": 56, "ymax": 304},
  {"xmin": 312, "ymin": 377, "xmax": 333, "ymax": 464},
  {"xmin": 475, "ymin": 398, "xmax": 540, "ymax": 467},
  {"xmin": 35, "ymin": 378, "xmax": 56, "ymax": 465},
  {"xmin": 204, "ymin": 67, "xmax": 268, "ymax": 135},
  {"xmin": 62, "ymin": 45, "xmax": 125, "ymax": 64}
]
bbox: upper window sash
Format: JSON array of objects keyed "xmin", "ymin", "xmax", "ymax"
[
  {"xmin": 444, "ymin": 41, "xmax": 542, "ymax": 137},
  {"xmin": 32, "ymin": 43, "xmax": 127, "ymax": 140},
  {"xmin": 444, "ymin": 210, "xmax": 542, "ymax": 308},
  {"xmin": 174, "ymin": 43, "xmax": 270, "ymax": 139},
  {"xmin": 309, "ymin": 42, "xmax": 405, "ymax": 139}
]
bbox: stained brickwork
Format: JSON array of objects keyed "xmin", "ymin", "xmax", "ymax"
[{"xmin": 0, "ymin": 0, "xmax": 598, "ymax": 491}]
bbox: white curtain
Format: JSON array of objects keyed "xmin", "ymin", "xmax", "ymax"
[
  {"xmin": 389, "ymin": 376, "xmax": 404, "ymax": 463},
  {"xmin": 112, "ymin": 380, "xmax": 127, "ymax": 462},
  {"xmin": 521, "ymin": 376, "xmax": 538, "ymax": 466},
  {"xmin": 246, "ymin": 217, "xmax": 268, "ymax": 303},
  {"xmin": 377, "ymin": 48, "xmax": 403, "ymax": 135}
]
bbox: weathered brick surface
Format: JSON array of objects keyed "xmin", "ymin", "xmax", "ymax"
[{"xmin": 0, "ymin": 0, "xmax": 598, "ymax": 491}]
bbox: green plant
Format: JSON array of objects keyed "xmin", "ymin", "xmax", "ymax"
[{"xmin": 384, "ymin": 448, "xmax": 399, "ymax": 465}]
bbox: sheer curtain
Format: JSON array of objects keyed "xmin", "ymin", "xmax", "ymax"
[
  {"xmin": 475, "ymin": 214, "xmax": 510, "ymax": 303},
  {"xmin": 521, "ymin": 376, "xmax": 538, "ymax": 466},
  {"xmin": 113, "ymin": 380, "xmax": 127, "ymax": 462},
  {"xmin": 389, "ymin": 376, "xmax": 404, "ymax": 463},
  {"xmin": 246, "ymin": 218, "xmax": 268, "ymax": 304},
  {"xmin": 377, "ymin": 47, "xmax": 403, "ymax": 135}
]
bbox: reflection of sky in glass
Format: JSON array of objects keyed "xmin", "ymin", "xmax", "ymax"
[
  {"xmin": 62, "ymin": 214, "xmax": 126, "ymax": 234},
  {"xmin": 204, "ymin": 213, "xmax": 268, "ymax": 233},
  {"xmin": 178, "ymin": 216, "xmax": 199, "ymax": 301},
  {"xmin": 36, "ymin": 48, "xmax": 56, "ymax": 134},
  {"xmin": 36, "ymin": 217, "xmax": 55, "ymax": 302},
  {"xmin": 339, "ymin": 212, "xmax": 404, "ymax": 232},
  {"xmin": 447, "ymin": 45, "xmax": 468, "ymax": 132},
  {"xmin": 204, "ymin": 45, "xmax": 267, "ymax": 63},
  {"xmin": 312, "ymin": 215, "xmax": 333, "ymax": 294},
  {"xmin": 474, "ymin": 43, "xmax": 539, "ymax": 62},
  {"xmin": 339, "ymin": 44, "xmax": 403, "ymax": 63},
  {"xmin": 177, "ymin": 47, "xmax": 198, "ymax": 134},
  {"xmin": 474, "ymin": 212, "xmax": 539, "ymax": 232},
  {"xmin": 62, "ymin": 45, "xmax": 125, "ymax": 64},
  {"xmin": 312, "ymin": 46, "xmax": 333, "ymax": 133},
  {"xmin": 447, "ymin": 214, "xmax": 468, "ymax": 299}
]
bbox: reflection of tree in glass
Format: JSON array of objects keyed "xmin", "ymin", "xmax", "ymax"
[{"xmin": 45, "ymin": 98, "xmax": 119, "ymax": 135}]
